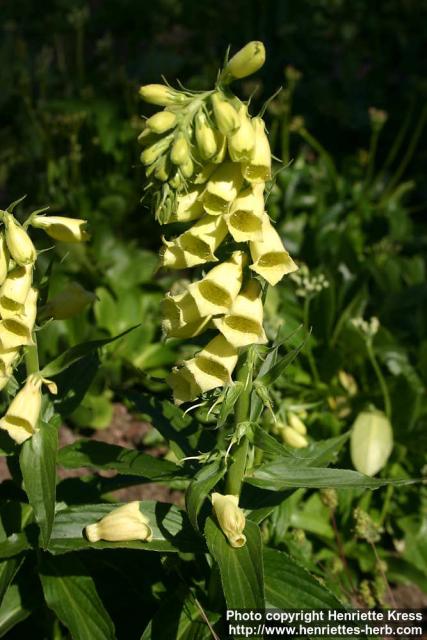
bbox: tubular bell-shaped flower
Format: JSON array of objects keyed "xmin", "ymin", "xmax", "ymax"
[
  {"xmin": 188, "ymin": 251, "xmax": 245, "ymax": 316},
  {"xmin": 249, "ymin": 216, "xmax": 298, "ymax": 286},
  {"xmin": 243, "ymin": 117, "xmax": 271, "ymax": 183},
  {"xmin": 0, "ymin": 287, "xmax": 38, "ymax": 350},
  {"xmin": 227, "ymin": 103, "xmax": 255, "ymax": 163},
  {"xmin": 3, "ymin": 213, "xmax": 36, "ymax": 266},
  {"xmin": 0, "ymin": 374, "xmax": 43, "ymax": 444},
  {"xmin": 169, "ymin": 188, "xmax": 205, "ymax": 223},
  {"xmin": 211, "ymin": 492, "xmax": 246, "ymax": 548},
  {"xmin": 162, "ymin": 215, "xmax": 227, "ymax": 269},
  {"xmin": 202, "ymin": 163, "xmax": 244, "ymax": 216},
  {"xmin": 213, "ymin": 279, "xmax": 267, "ymax": 348},
  {"xmin": 31, "ymin": 215, "xmax": 89, "ymax": 243},
  {"xmin": 224, "ymin": 184, "xmax": 265, "ymax": 242},
  {"xmin": 162, "ymin": 290, "xmax": 212, "ymax": 339},
  {"xmin": 0, "ymin": 264, "xmax": 33, "ymax": 311},
  {"xmin": 85, "ymin": 502, "xmax": 153, "ymax": 543}
]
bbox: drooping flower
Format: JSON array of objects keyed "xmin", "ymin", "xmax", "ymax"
[
  {"xmin": 211, "ymin": 492, "xmax": 246, "ymax": 548},
  {"xmin": 85, "ymin": 502, "xmax": 153, "ymax": 542}
]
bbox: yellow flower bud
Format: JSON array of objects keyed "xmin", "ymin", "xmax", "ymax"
[
  {"xmin": 188, "ymin": 251, "xmax": 245, "ymax": 316},
  {"xmin": 31, "ymin": 216, "xmax": 89, "ymax": 243},
  {"xmin": 288, "ymin": 412, "xmax": 307, "ymax": 435},
  {"xmin": 0, "ymin": 287, "xmax": 38, "ymax": 350},
  {"xmin": 280, "ymin": 425, "xmax": 308, "ymax": 449},
  {"xmin": 184, "ymin": 334, "xmax": 238, "ymax": 393},
  {"xmin": 145, "ymin": 110, "xmax": 177, "ymax": 134},
  {"xmin": 243, "ymin": 117, "xmax": 271, "ymax": 183},
  {"xmin": 0, "ymin": 374, "xmax": 42, "ymax": 444},
  {"xmin": 170, "ymin": 133, "xmax": 189, "ymax": 166},
  {"xmin": 227, "ymin": 104, "xmax": 255, "ymax": 162},
  {"xmin": 169, "ymin": 188, "xmax": 204, "ymax": 224},
  {"xmin": 0, "ymin": 264, "xmax": 33, "ymax": 311},
  {"xmin": 195, "ymin": 111, "xmax": 218, "ymax": 160},
  {"xmin": 41, "ymin": 282, "xmax": 96, "ymax": 320},
  {"xmin": 224, "ymin": 41, "xmax": 266, "ymax": 80},
  {"xmin": 249, "ymin": 216, "xmax": 298, "ymax": 285},
  {"xmin": 203, "ymin": 163, "xmax": 244, "ymax": 216},
  {"xmin": 211, "ymin": 493, "xmax": 246, "ymax": 548},
  {"xmin": 141, "ymin": 135, "xmax": 173, "ymax": 166},
  {"xmin": 211, "ymin": 93, "xmax": 240, "ymax": 135},
  {"xmin": 85, "ymin": 502, "xmax": 153, "ymax": 543},
  {"xmin": 162, "ymin": 290, "xmax": 211, "ymax": 339},
  {"xmin": 4, "ymin": 213, "xmax": 36, "ymax": 266},
  {"xmin": 213, "ymin": 279, "xmax": 267, "ymax": 348},
  {"xmin": 211, "ymin": 131, "xmax": 227, "ymax": 164},
  {"xmin": 139, "ymin": 84, "xmax": 185, "ymax": 106},
  {"xmin": 150, "ymin": 154, "xmax": 169, "ymax": 182},
  {"xmin": 0, "ymin": 233, "xmax": 9, "ymax": 285},
  {"xmin": 180, "ymin": 156, "xmax": 194, "ymax": 178},
  {"xmin": 224, "ymin": 184, "xmax": 265, "ymax": 242}
]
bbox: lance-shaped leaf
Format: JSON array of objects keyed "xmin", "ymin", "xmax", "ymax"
[{"xmin": 186, "ymin": 460, "xmax": 226, "ymax": 531}]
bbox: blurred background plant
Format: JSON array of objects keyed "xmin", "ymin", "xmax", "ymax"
[{"xmin": 0, "ymin": 0, "xmax": 426, "ymax": 635}]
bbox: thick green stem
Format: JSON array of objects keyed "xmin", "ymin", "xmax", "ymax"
[
  {"xmin": 25, "ymin": 337, "xmax": 40, "ymax": 376},
  {"xmin": 225, "ymin": 353, "xmax": 253, "ymax": 496},
  {"xmin": 366, "ymin": 341, "xmax": 391, "ymax": 420}
]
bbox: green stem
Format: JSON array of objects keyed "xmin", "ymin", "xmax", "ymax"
[
  {"xmin": 225, "ymin": 351, "xmax": 254, "ymax": 496},
  {"xmin": 303, "ymin": 297, "xmax": 320, "ymax": 385},
  {"xmin": 366, "ymin": 341, "xmax": 391, "ymax": 420},
  {"xmin": 25, "ymin": 336, "xmax": 40, "ymax": 376}
]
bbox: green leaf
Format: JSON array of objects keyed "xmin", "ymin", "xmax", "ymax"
[
  {"xmin": 205, "ymin": 517, "xmax": 264, "ymax": 609},
  {"xmin": 350, "ymin": 410, "xmax": 393, "ymax": 476},
  {"xmin": 247, "ymin": 464, "xmax": 416, "ymax": 491},
  {"xmin": 0, "ymin": 581, "xmax": 32, "ymax": 637},
  {"xmin": 40, "ymin": 553, "xmax": 115, "ymax": 640},
  {"xmin": 58, "ymin": 439, "xmax": 182, "ymax": 481},
  {"xmin": 0, "ymin": 557, "xmax": 24, "ymax": 604},
  {"xmin": 39, "ymin": 326, "xmax": 138, "ymax": 377},
  {"xmin": 255, "ymin": 339, "xmax": 305, "ymax": 386},
  {"xmin": 0, "ymin": 534, "xmax": 31, "ymax": 561},
  {"xmin": 48, "ymin": 502, "xmax": 199, "ymax": 554},
  {"xmin": 19, "ymin": 421, "xmax": 58, "ymax": 548},
  {"xmin": 186, "ymin": 461, "xmax": 225, "ymax": 531},
  {"xmin": 141, "ymin": 591, "xmax": 216, "ymax": 640},
  {"xmin": 254, "ymin": 426, "xmax": 349, "ymax": 467},
  {"xmin": 263, "ymin": 547, "xmax": 343, "ymax": 608},
  {"xmin": 217, "ymin": 382, "xmax": 244, "ymax": 428}
]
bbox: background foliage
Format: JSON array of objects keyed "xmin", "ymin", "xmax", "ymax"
[{"xmin": 0, "ymin": 0, "xmax": 426, "ymax": 638}]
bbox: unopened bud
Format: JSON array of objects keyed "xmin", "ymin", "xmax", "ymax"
[
  {"xmin": 0, "ymin": 374, "xmax": 42, "ymax": 444},
  {"xmin": 146, "ymin": 110, "xmax": 177, "ymax": 134},
  {"xmin": 195, "ymin": 111, "xmax": 218, "ymax": 160},
  {"xmin": 31, "ymin": 216, "xmax": 88, "ymax": 243},
  {"xmin": 170, "ymin": 133, "xmax": 189, "ymax": 166},
  {"xmin": 224, "ymin": 41, "xmax": 266, "ymax": 80},
  {"xmin": 280, "ymin": 425, "xmax": 308, "ymax": 448},
  {"xmin": 4, "ymin": 213, "xmax": 36, "ymax": 266},
  {"xmin": 139, "ymin": 84, "xmax": 185, "ymax": 106},
  {"xmin": 211, "ymin": 93, "xmax": 240, "ymax": 135},
  {"xmin": 85, "ymin": 502, "xmax": 153, "ymax": 542},
  {"xmin": 211, "ymin": 492, "xmax": 246, "ymax": 548}
]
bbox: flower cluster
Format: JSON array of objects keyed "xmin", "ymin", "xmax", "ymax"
[
  {"xmin": 0, "ymin": 210, "xmax": 90, "ymax": 444},
  {"xmin": 139, "ymin": 42, "xmax": 298, "ymax": 405}
]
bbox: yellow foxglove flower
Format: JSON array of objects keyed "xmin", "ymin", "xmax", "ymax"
[
  {"xmin": 227, "ymin": 104, "xmax": 255, "ymax": 162},
  {"xmin": 243, "ymin": 117, "xmax": 271, "ymax": 183},
  {"xmin": 0, "ymin": 374, "xmax": 42, "ymax": 444},
  {"xmin": 41, "ymin": 282, "xmax": 96, "ymax": 320},
  {"xmin": 211, "ymin": 93, "xmax": 240, "ymax": 135},
  {"xmin": 0, "ymin": 264, "xmax": 33, "ymax": 311},
  {"xmin": 224, "ymin": 41, "xmax": 266, "ymax": 80},
  {"xmin": 175, "ymin": 215, "xmax": 227, "ymax": 267},
  {"xmin": 0, "ymin": 233, "xmax": 9, "ymax": 285},
  {"xmin": 162, "ymin": 290, "xmax": 211, "ymax": 339},
  {"xmin": 280, "ymin": 425, "xmax": 308, "ymax": 449},
  {"xmin": 0, "ymin": 287, "xmax": 37, "ymax": 350},
  {"xmin": 213, "ymin": 279, "xmax": 267, "ymax": 348},
  {"xmin": 188, "ymin": 251, "xmax": 244, "ymax": 316},
  {"xmin": 31, "ymin": 216, "xmax": 89, "ymax": 243},
  {"xmin": 159, "ymin": 239, "xmax": 188, "ymax": 269},
  {"xmin": 203, "ymin": 163, "xmax": 244, "ymax": 216},
  {"xmin": 170, "ymin": 133, "xmax": 189, "ymax": 166},
  {"xmin": 195, "ymin": 111, "xmax": 217, "ymax": 160},
  {"xmin": 169, "ymin": 188, "xmax": 204, "ymax": 224},
  {"xmin": 183, "ymin": 334, "xmax": 238, "ymax": 394},
  {"xmin": 249, "ymin": 216, "xmax": 298, "ymax": 285},
  {"xmin": 145, "ymin": 110, "xmax": 177, "ymax": 134},
  {"xmin": 85, "ymin": 502, "xmax": 153, "ymax": 543},
  {"xmin": 139, "ymin": 84, "xmax": 185, "ymax": 106},
  {"xmin": 288, "ymin": 412, "xmax": 307, "ymax": 435},
  {"xmin": 167, "ymin": 366, "xmax": 201, "ymax": 405},
  {"xmin": 4, "ymin": 213, "xmax": 36, "ymax": 266},
  {"xmin": 224, "ymin": 184, "xmax": 265, "ymax": 242},
  {"xmin": 211, "ymin": 493, "xmax": 246, "ymax": 548},
  {"xmin": 0, "ymin": 348, "xmax": 19, "ymax": 376}
]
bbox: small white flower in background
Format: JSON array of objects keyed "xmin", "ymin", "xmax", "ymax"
[
  {"xmin": 351, "ymin": 315, "xmax": 380, "ymax": 338},
  {"xmin": 290, "ymin": 264, "xmax": 329, "ymax": 297}
]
